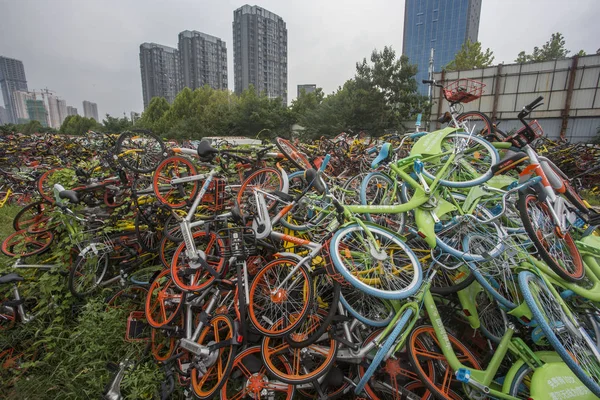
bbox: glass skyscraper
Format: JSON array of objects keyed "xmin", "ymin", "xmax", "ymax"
[{"xmin": 403, "ymin": 0, "xmax": 482, "ymax": 94}]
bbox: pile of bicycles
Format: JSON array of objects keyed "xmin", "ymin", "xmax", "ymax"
[{"xmin": 2, "ymin": 79, "xmax": 600, "ymax": 400}]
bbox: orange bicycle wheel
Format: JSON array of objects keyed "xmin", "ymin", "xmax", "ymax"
[
  {"xmin": 153, "ymin": 156, "xmax": 199, "ymax": 209},
  {"xmin": 145, "ymin": 269, "xmax": 184, "ymax": 328},
  {"xmin": 407, "ymin": 325, "xmax": 482, "ymax": 400},
  {"xmin": 248, "ymin": 258, "xmax": 313, "ymax": 337},
  {"xmin": 236, "ymin": 167, "xmax": 284, "ymax": 215},
  {"xmin": 37, "ymin": 168, "xmax": 65, "ymax": 203},
  {"xmin": 190, "ymin": 314, "xmax": 237, "ymax": 399},
  {"xmin": 221, "ymin": 346, "xmax": 294, "ymax": 400},
  {"xmin": 170, "ymin": 231, "xmax": 225, "ymax": 292},
  {"xmin": 1, "ymin": 229, "xmax": 54, "ymax": 257},
  {"xmin": 261, "ymin": 315, "xmax": 337, "ymax": 384},
  {"xmin": 275, "ymin": 137, "xmax": 313, "ymax": 170}
]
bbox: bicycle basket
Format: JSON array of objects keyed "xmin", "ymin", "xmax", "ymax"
[
  {"xmin": 125, "ymin": 311, "xmax": 150, "ymax": 342},
  {"xmin": 505, "ymin": 120, "xmax": 544, "ymax": 148},
  {"xmin": 200, "ymin": 177, "xmax": 226, "ymax": 212},
  {"xmin": 219, "ymin": 227, "xmax": 257, "ymax": 259},
  {"xmin": 443, "ymin": 79, "xmax": 485, "ymax": 103}
]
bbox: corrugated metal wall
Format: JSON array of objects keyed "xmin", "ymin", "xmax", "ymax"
[{"xmin": 431, "ymin": 54, "xmax": 600, "ymax": 142}]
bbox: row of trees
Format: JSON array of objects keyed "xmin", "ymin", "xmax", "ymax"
[
  {"xmin": 446, "ymin": 32, "xmax": 596, "ymax": 71},
  {"xmin": 135, "ymin": 46, "xmax": 427, "ymax": 140}
]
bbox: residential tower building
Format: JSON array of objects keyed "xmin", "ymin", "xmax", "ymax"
[
  {"xmin": 83, "ymin": 100, "xmax": 99, "ymax": 121},
  {"xmin": 0, "ymin": 56, "xmax": 28, "ymax": 124},
  {"xmin": 139, "ymin": 42, "xmax": 181, "ymax": 109},
  {"xmin": 179, "ymin": 30, "xmax": 228, "ymax": 91}
]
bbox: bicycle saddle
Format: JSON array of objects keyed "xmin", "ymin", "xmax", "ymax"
[
  {"xmin": 196, "ymin": 140, "xmax": 219, "ymax": 161},
  {"xmin": 0, "ymin": 273, "xmax": 24, "ymax": 284},
  {"xmin": 304, "ymin": 168, "xmax": 327, "ymax": 194},
  {"xmin": 371, "ymin": 143, "xmax": 392, "ymax": 169},
  {"xmin": 59, "ymin": 190, "xmax": 81, "ymax": 204}
]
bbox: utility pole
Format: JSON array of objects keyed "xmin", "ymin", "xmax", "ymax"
[{"xmin": 427, "ymin": 47, "xmax": 435, "ymax": 131}]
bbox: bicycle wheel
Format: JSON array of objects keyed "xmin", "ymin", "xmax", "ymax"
[
  {"xmin": 434, "ymin": 192, "xmax": 505, "ymax": 262},
  {"xmin": 159, "ymin": 233, "xmax": 178, "ymax": 269},
  {"xmin": 191, "ymin": 314, "xmax": 237, "ymax": 399},
  {"xmin": 519, "ymin": 271, "xmax": 600, "ymax": 397},
  {"xmin": 170, "ymin": 231, "xmax": 225, "ymax": 292},
  {"xmin": 129, "ymin": 265, "xmax": 162, "ymax": 286},
  {"xmin": 145, "ymin": 269, "xmax": 184, "ymax": 328},
  {"xmin": 236, "ymin": 167, "xmax": 284, "ymax": 216},
  {"xmin": 518, "ymin": 191, "xmax": 584, "ymax": 282},
  {"xmin": 1, "ymin": 230, "xmax": 54, "ymax": 258},
  {"xmin": 360, "ymin": 172, "xmax": 405, "ymax": 234},
  {"xmin": 355, "ymin": 308, "xmax": 415, "ymax": 394},
  {"xmin": 134, "ymin": 207, "xmax": 162, "ymax": 253},
  {"xmin": 37, "ymin": 167, "xmax": 65, "ymax": 203},
  {"xmin": 453, "ymin": 111, "xmax": 493, "ymax": 139},
  {"xmin": 248, "ymin": 258, "xmax": 313, "ymax": 337},
  {"xmin": 151, "ymin": 326, "xmax": 177, "ymax": 362},
  {"xmin": 262, "ymin": 316, "xmax": 337, "ymax": 384},
  {"xmin": 152, "ymin": 156, "xmax": 199, "ymax": 209},
  {"xmin": 407, "ymin": 325, "xmax": 483, "ymax": 400},
  {"xmin": 105, "ymin": 285, "xmax": 148, "ymax": 311},
  {"xmin": 13, "ymin": 200, "xmax": 54, "ymax": 233},
  {"xmin": 220, "ymin": 346, "xmax": 295, "ymax": 400},
  {"xmin": 330, "ymin": 222, "xmax": 422, "ymax": 299},
  {"xmin": 421, "ymin": 133, "xmax": 499, "ymax": 188},
  {"xmin": 285, "ymin": 270, "xmax": 340, "ymax": 348},
  {"xmin": 68, "ymin": 250, "xmax": 110, "ymax": 298},
  {"xmin": 115, "ymin": 130, "xmax": 167, "ymax": 173},
  {"xmin": 275, "ymin": 137, "xmax": 313, "ymax": 170},
  {"xmin": 339, "ymin": 287, "xmax": 395, "ymax": 327}
]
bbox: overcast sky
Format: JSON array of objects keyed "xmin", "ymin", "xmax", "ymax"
[{"xmin": 1, "ymin": 0, "xmax": 599, "ymax": 120}]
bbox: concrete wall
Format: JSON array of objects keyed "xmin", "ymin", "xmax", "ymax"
[{"xmin": 431, "ymin": 54, "xmax": 600, "ymax": 142}]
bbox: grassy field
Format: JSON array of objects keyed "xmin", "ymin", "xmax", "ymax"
[{"xmin": 0, "ymin": 205, "xmax": 19, "ymax": 271}]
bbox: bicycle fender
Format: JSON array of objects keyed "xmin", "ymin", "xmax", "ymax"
[
  {"xmin": 530, "ymin": 362, "xmax": 595, "ymax": 399},
  {"xmin": 501, "ymin": 351, "xmax": 564, "ymax": 394},
  {"xmin": 414, "ymin": 208, "xmax": 437, "ymax": 248},
  {"xmin": 410, "ymin": 126, "xmax": 462, "ymax": 157}
]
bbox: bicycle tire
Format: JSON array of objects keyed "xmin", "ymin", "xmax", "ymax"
[
  {"xmin": 330, "ymin": 222, "xmax": 422, "ymax": 299},
  {"xmin": 421, "ymin": 133, "xmax": 499, "ymax": 188},
  {"xmin": 220, "ymin": 346, "xmax": 295, "ymax": 400},
  {"xmin": 280, "ymin": 170, "xmax": 328, "ymax": 231},
  {"xmin": 134, "ymin": 209, "xmax": 162, "ymax": 253},
  {"xmin": 518, "ymin": 271, "xmax": 600, "ymax": 397},
  {"xmin": 129, "ymin": 265, "xmax": 162, "ymax": 286},
  {"xmin": 248, "ymin": 258, "xmax": 313, "ymax": 337},
  {"xmin": 13, "ymin": 200, "xmax": 53, "ymax": 233},
  {"xmin": 285, "ymin": 270, "xmax": 340, "ymax": 348},
  {"xmin": 145, "ymin": 269, "xmax": 184, "ymax": 328},
  {"xmin": 191, "ymin": 314, "xmax": 238, "ymax": 399},
  {"xmin": 518, "ymin": 191, "xmax": 584, "ymax": 282},
  {"xmin": 105, "ymin": 285, "xmax": 148, "ymax": 311},
  {"xmin": 115, "ymin": 130, "xmax": 167, "ymax": 173},
  {"xmin": 1, "ymin": 230, "xmax": 54, "ymax": 258},
  {"xmin": 339, "ymin": 288, "xmax": 395, "ymax": 327},
  {"xmin": 152, "ymin": 156, "xmax": 199, "ymax": 209},
  {"xmin": 236, "ymin": 167, "xmax": 284, "ymax": 215},
  {"xmin": 68, "ymin": 251, "xmax": 110, "ymax": 298},
  {"xmin": 407, "ymin": 325, "xmax": 483, "ymax": 400},
  {"xmin": 37, "ymin": 168, "xmax": 65, "ymax": 203},
  {"xmin": 261, "ymin": 317, "xmax": 337, "ymax": 384},
  {"xmin": 453, "ymin": 111, "xmax": 493, "ymax": 139},
  {"xmin": 275, "ymin": 137, "xmax": 313, "ymax": 170},
  {"xmin": 360, "ymin": 171, "xmax": 405, "ymax": 234},
  {"xmin": 355, "ymin": 307, "xmax": 414, "ymax": 395}
]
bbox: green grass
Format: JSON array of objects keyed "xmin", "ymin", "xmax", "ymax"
[{"xmin": 0, "ymin": 205, "xmax": 20, "ymax": 271}]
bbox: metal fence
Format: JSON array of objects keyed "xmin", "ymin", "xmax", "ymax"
[{"xmin": 430, "ymin": 54, "xmax": 600, "ymax": 142}]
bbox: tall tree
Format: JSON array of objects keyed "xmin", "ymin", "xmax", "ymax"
[
  {"xmin": 445, "ymin": 40, "xmax": 495, "ymax": 71},
  {"xmin": 102, "ymin": 114, "xmax": 131, "ymax": 133},
  {"xmin": 137, "ymin": 97, "xmax": 171, "ymax": 131},
  {"xmin": 515, "ymin": 32, "xmax": 570, "ymax": 63},
  {"xmin": 59, "ymin": 115, "xmax": 101, "ymax": 135}
]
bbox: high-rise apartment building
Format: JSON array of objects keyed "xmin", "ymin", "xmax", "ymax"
[
  {"xmin": 0, "ymin": 106, "xmax": 8, "ymax": 125},
  {"xmin": 0, "ymin": 56, "xmax": 28, "ymax": 124},
  {"xmin": 83, "ymin": 100, "xmax": 99, "ymax": 121},
  {"xmin": 402, "ymin": 0, "xmax": 482, "ymax": 94},
  {"xmin": 139, "ymin": 43, "xmax": 181, "ymax": 109},
  {"xmin": 26, "ymin": 99, "xmax": 48, "ymax": 127},
  {"xmin": 47, "ymin": 95, "xmax": 68, "ymax": 128},
  {"xmin": 233, "ymin": 5, "xmax": 288, "ymax": 103},
  {"xmin": 13, "ymin": 90, "xmax": 35, "ymax": 122},
  {"xmin": 179, "ymin": 30, "xmax": 228, "ymax": 91},
  {"xmin": 67, "ymin": 106, "xmax": 78, "ymax": 116},
  {"xmin": 297, "ymin": 84, "xmax": 316, "ymax": 97}
]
